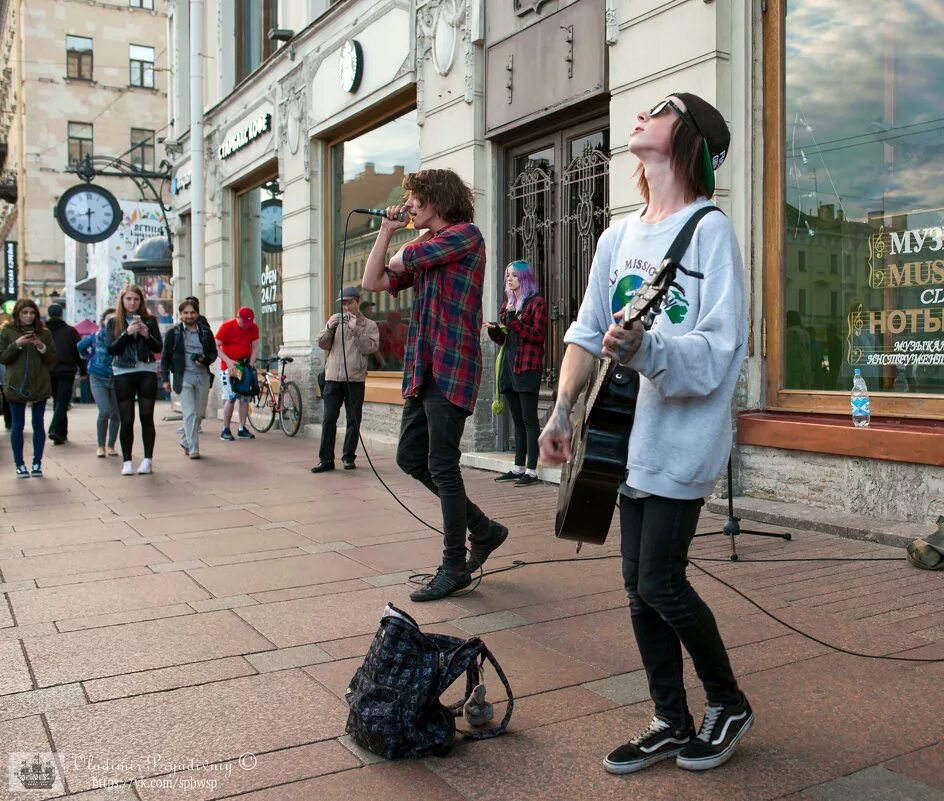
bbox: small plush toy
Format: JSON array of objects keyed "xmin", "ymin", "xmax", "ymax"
[{"xmin": 462, "ymin": 682, "xmax": 494, "ymax": 727}]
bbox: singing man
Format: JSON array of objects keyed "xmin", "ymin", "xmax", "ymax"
[{"xmin": 361, "ymin": 168, "xmax": 508, "ymax": 602}]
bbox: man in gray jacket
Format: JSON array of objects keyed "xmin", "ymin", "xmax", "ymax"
[{"xmin": 311, "ymin": 286, "xmax": 380, "ymax": 473}]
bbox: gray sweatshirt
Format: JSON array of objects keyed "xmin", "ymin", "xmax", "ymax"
[{"xmin": 563, "ymin": 199, "xmax": 746, "ymax": 500}]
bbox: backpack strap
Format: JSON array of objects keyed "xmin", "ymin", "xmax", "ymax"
[
  {"xmin": 457, "ymin": 645, "xmax": 514, "ymax": 741},
  {"xmin": 662, "ymin": 205, "xmax": 723, "ymax": 266}
]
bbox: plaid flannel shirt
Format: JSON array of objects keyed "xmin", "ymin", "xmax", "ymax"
[
  {"xmin": 486, "ymin": 294, "xmax": 548, "ymax": 375},
  {"xmin": 386, "ymin": 223, "xmax": 485, "ymax": 411}
]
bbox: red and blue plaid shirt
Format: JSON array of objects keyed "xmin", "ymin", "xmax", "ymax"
[
  {"xmin": 486, "ymin": 294, "xmax": 548, "ymax": 375},
  {"xmin": 386, "ymin": 223, "xmax": 485, "ymax": 412}
]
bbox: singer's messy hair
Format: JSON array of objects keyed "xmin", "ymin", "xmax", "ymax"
[{"xmin": 402, "ymin": 169, "xmax": 474, "ymax": 224}]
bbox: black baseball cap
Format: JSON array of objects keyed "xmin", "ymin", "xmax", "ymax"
[{"xmin": 672, "ymin": 92, "xmax": 730, "ymax": 195}]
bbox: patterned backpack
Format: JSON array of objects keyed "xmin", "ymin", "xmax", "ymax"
[{"xmin": 345, "ymin": 604, "xmax": 514, "ymax": 758}]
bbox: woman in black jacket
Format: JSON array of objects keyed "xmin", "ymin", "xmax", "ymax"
[{"xmin": 104, "ymin": 286, "xmax": 162, "ymax": 475}]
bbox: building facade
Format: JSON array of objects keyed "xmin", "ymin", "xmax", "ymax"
[
  {"xmin": 168, "ymin": 0, "xmax": 943, "ymax": 527},
  {"xmin": 4, "ymin": 0, "xmax": 168, "ymax": 311}
]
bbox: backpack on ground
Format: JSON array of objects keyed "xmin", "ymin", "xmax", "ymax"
[{"xmin": 345, "ymin": 603, "xmax": 514, "ymax": 759}]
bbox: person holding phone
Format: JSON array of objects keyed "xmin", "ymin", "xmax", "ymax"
[
  {"xmin": 485, "ymin": 260, "xmax": 548, "ymax": 487},
  {"xmin": 104, "ymin": 286, "xmax": 163, "ymax": 475},
  {"xmin": 0, "ymin": 299, "xmax": 57, "ymax": 478}
]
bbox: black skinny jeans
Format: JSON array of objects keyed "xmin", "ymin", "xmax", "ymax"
[
  {"xmin": 503, "ymin": 389, "xmax": 539, "ymax": 470},
  {"xmin": 396, "ymin": 375, "xmax": 492, "ymax": 572},
  {"xmin": 114, "ymin": 371, "xmax": 157, "ymax": 461},
  {"xmin": 319, "ymin": 380, "xmax": 365, "ymax": 464},
  {"xmin": 48, "ymin": 373, "xmax": 75, "ymax": 440},
  {"xmin": 620, "ymin": 494, "xmax": 741, "ymax": 727}
]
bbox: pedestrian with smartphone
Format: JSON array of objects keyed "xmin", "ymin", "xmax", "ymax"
[
  {"xmin": 0, "ymin": 299, "xmax": 57, "ymax": 478},
  {"xmin": 104, "ymin": 286, "xmax": 163, "ymax": 475}
]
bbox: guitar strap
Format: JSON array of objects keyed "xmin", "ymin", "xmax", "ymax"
[{"xmin": 662, "ymin": 204, "xmax": 723, "ymax": 266}]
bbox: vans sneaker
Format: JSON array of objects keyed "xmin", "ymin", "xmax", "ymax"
[
  {"xmin": 30, "ymin": 463, "xmax": 43, "ymax": 478},
  {"xmin": 603, "ymin": 716, "xmax": 694, "ymax": 775},
  {"xmin": 676, "ymin": 692, "xmax": 753, "ymax": 771}
]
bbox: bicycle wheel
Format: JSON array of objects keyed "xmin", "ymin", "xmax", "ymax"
[
  {"xmin": 248, "ymin": 384, "xmax": 276, "ymax": 433},
  {"xmin": 278, "ymin": 381, "xmax": 303, "ymax": 437}
]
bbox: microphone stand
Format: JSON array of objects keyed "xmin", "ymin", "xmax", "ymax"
[{"xmin": 694, "ymin": 456, "xmax": 792, "ymax": 561}]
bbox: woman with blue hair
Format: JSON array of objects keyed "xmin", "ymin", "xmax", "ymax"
[{"xmin": 485, "ymin": 260, "xmax": 548, "ymax": 486}]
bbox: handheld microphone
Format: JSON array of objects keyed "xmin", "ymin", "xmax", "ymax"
[{"xmin": 354, "ymin": 207, "xmax": 408, "ymax": 222}]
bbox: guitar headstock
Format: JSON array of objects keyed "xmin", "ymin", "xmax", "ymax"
[{"xmin": 619, "ymin": 258, "xmax": 682, "ymax": 330}]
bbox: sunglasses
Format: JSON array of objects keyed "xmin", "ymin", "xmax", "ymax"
[{"xmin": 648, "ymin": 99, "xmax": 700, "ymax": 133}]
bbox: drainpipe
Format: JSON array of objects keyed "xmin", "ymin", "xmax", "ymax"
[{"xmin": 189, "ymin": 0, "xmax": 205, "ymax": 302}]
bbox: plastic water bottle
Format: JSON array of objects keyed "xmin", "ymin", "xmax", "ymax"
[{"xmin": 851, "ymin": 368, "xmax": 870, "ymax": 428}]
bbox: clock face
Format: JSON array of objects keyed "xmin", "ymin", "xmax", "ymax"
[
  {"xmin": 338, "ymin": 39, "xmax": 363, "ymax": 93},
  {"xmin": 260, "ymin": 199, "xmax": 283, "ymax": 252},
  {"xmin": 55, "ymin": 184, "xmax": 122, "ymax": 244}
]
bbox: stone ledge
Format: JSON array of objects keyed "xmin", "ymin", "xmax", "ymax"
[
  {"xmin": 461, "ymin": 451, "xmax": 562, "ymax": 484},
  {"xmin": 706, "ymin": 495, "xmax": 931, "ymax": 549}
]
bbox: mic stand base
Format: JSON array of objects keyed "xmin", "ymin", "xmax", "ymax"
[{"xmin": 694, "ymin": 456, "xmax": 792, "ymax": 561}]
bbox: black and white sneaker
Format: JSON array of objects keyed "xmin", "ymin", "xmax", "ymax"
[
  {"xmin": 603, "ymin": 716, "xmax": 694, "ymax": 775},
  {"xmin": 676, "ymin": 692, "xmax": 753, "ymax": 771},
  {"xmin": 236, "ymin": 427, "xmax": 255, "ymax": 439}
]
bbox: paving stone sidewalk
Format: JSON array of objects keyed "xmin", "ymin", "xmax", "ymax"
[{"xmin": 1, "ymin": 405, "xmax": 942, "ymax": 801}]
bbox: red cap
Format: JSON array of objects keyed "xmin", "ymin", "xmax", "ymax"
[{"xmin": 237, "ymin": 306, "xmax": 255, "ymax": 323}]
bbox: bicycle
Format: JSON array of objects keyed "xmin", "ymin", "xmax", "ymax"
[{"xmin": 247, "ymin": 356, "xmax": 304, "ymax": 437}]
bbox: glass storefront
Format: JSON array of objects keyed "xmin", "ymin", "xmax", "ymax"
[
  {"xmin": 783, "ymin": 1, "xmax": 944, "ymax": 395},
  {"xmin": 237, "ymin": 178, "xmax": 283, "ymax": 361},
  {"xmin": 330, "ymin": 109, "xmax": 420, "ymax": 372}
]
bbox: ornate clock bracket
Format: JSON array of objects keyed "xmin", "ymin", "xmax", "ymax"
[{"xmin": 69, "ymin": 152, "xmax": 175, "ymax": 252}]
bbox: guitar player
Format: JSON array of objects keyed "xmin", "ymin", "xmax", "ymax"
[{"xmin": 539, "ymin": 94, "xmax": 753, "ymax": 774}]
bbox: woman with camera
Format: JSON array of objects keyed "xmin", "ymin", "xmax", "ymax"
[
  {"xmin": 161, "ymin": 298, "xmax": 217, "ymax": 459},
  {"xmin": 104, "ymin": 286, "xmax": 163, "ymax": 475},
  {"xmin": 0, "ymin": 299, "xmax": 57, "ymax": 477}
]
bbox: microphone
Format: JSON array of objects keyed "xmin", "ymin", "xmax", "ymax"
[{"xmin": 354, "ymin": 208, "xmax": 408, "ymax": 222}]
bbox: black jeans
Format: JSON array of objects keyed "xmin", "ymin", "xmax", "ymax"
[
  {"xmin": 620, "ymin": 494, "xmax": 740, "ymax": 727},
  {"xmin": 48, "ymin": 373, "xmax": 75, "ymax": 440},
  {"xmin": 503, "ymin": 389, "xmax": 540, "ymax": 470},
  {"xmin": 320, "ymin": 380, "xmax": 365, "ymax": 464},
  {"xmin": 114, "ymin": 372, "xmax": 158, "ymax": 461},
  {"xmin": 396, "ymin": 375, "xmax": 491, "ymax": 572}
]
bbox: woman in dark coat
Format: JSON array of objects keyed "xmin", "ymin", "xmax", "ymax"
[{"xmin": 0, "ymin": 299, "xmax": 57, "ymax": 477}]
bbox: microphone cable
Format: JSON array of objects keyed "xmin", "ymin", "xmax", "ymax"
[{"xmin": 328, "ymin": 209, "xmax": 943, "ymax": 655}]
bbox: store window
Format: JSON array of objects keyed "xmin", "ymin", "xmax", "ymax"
[
  {"xmin": 767, "ymin": 0, "xmax": 944, "ymax": 416},
  {"xmin": 129, "ymin": 44, "xmax": 155, "ymax": 88},
  {"xmin": 235, "ymin": 0, "xmax": 277, "ymax": 83},
  {"xmin": 329, "ymin": 108, "xmax": 420, "ymax": 372},
  {"xmin": 237, "ymin": 178, "xmax": 283, "ymax": 361},
  {"xmin": 130, "ymin": 0, "xmax": 155, "ymax": 8},
  {"xmin": 66, "ymin": 35, "xmax": 93, "ymax": 81}
]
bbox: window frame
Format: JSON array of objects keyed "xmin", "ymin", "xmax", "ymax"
[
  {"xmin": 65, "ymin": 35, "xmax": 93, "ymax": 81},
  {"xmin": 130, "ymin": 0, "xmax": 155, "ymax": 8},
  {"xmin": 130, "ymin": 128, "xmax": 155, "ymax": 173},
  {"xmin": 129, "ymin": 44, "xmax": 155, "ymax": 88},
  {"xmin": 235, "ymin": 0, "xmax": 278, "ymax": 84},
  {"xmin": 762, "ymin": 0, "xmax": 942, "ymax": 420},
  {"xmin": 67, "ymin": 121, "xmax": 93, "ymax": 166}
]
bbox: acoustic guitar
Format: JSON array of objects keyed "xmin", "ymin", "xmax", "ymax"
[{"xmin": 554, "ymin": 207, "xmax": 718, "ymax": 546}]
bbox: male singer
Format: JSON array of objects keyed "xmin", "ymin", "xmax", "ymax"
[{"xmin": 361, "ymin": 168, "xmax": 508, "ymax": 602}]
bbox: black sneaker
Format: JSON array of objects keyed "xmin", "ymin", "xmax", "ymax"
[
  {"xmin": 30, "ymin": 463, "xmax": 43, "ymax": 478},
  {"xmin": 220, "ymin": 428, "xmax": 235, "ymax": 442},
  {"xmin": 342, "ymin": 460, "xmax": 356, "ymax": 470},
  {"xmin": 514, "ymin": 473, "xmax": 540, "ymax": 487},
  {"xmin": 676, "ymin": 693, "xmax": 753, "ymax": 771},
  {"xmin": 236, "ymin": 427, "xmax": 255, "ymax": 439},
  {"xmin": 494, "ymin": 469, "xmax": 523, "ymax": 482},
  {"xmin": 15, "ymin": 464, "xmax": 29, "ymax": 479},
  {"xmin": 409, "ymin": 567, "xmax": 472, "ymax": 602},
  {"xmin": 466, "ymin": 521, "xmax": 508, "ymax": 573},
  {"xmin": 310, "ymin": 461, "xmax": 335, "ymax": 474},
  {"xmin": 603, "ymin": 716, "xmax": 695, "ymax": 775}
]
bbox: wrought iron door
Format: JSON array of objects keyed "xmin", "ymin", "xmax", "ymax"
[{"xmin": 506, "ymin": 122, "xmax": 610, "ymax": 389}]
